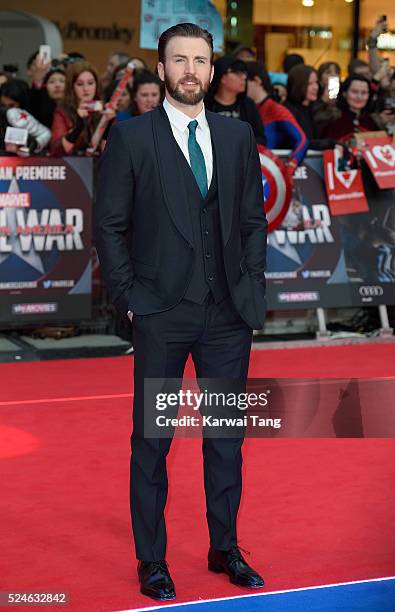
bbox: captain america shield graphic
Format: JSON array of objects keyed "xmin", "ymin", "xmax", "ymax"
[{"xmin": 258, "ymin": 145, "xmax": 293, "ymax": 232}]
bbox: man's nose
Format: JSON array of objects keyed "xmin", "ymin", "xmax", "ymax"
[{"xmin": 184, "ymin": 60, "xmax": 196, "ymax": 74}]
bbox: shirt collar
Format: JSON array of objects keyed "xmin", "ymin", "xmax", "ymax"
[{"xmin": 163, "ymin": 96, "xmax": 208, "ymax": 133}]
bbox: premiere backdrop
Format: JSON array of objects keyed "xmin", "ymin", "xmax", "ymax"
[
  {"xmin": 1, "ymin": 152, "xmax": 394, "ymax": 323},
  {"xmin": 0, "ymin": 157, "xmax": 92, "ymax": 324}
]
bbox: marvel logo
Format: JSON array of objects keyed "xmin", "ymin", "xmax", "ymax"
[{"xmin": 0, "ymin": 193, "xmax": 30, "ymax": 208}]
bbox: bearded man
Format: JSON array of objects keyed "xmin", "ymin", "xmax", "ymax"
[{"xmin": 94, "ymin": 22, "xmax": 267, "ymax": 602}]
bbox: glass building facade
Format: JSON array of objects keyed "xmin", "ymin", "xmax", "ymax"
[{"xmin": 214, "ymin": 0, "xmax": 394, "ymax": 76}]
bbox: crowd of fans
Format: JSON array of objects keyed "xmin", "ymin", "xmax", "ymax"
[{"xmin": 0, "ymin": 16, "xmax": 394, "ymax": 170}]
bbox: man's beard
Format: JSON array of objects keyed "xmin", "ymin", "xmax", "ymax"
[{"xmin": 164, "ymin": 73, "xmax": 209, "ymax": 105}]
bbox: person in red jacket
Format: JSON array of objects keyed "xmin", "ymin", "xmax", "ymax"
[
  {"xmin": 50, "ymin": 61, "xmax": 114, "ymax": 156},
  {"xmin": 245, "ymin": 61, "xmax": 308, "ymax": 173}
]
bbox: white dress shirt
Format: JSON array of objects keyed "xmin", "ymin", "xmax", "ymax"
[{"xmin": 163, "ymin": 96, "xmax": 213, "ymax": 187}]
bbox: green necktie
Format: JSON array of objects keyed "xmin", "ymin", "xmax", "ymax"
[{"xmin": 187, "ymin": 120, "xmax": 208, "ymax": 198}]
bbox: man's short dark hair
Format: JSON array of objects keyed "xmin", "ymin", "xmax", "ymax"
[
  {"xmin": 283, "ymin": 53, "xmax": 304, "ymax": 74},
  {"xmin": 245, "ymin": 61, "xmax": 273, "ymax": 95},
  {"xmin": 232, "ymin": 44, "xmax": 256, "ymax": 60},
  {"xmin": 158, "ymin": 22, "xmax": 214, "ymax": 64},
  {"xmin": 347, "ymin": 58, "xmax": 369, "ymax": 76}
]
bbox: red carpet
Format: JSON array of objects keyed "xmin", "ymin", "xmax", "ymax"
[{"xmin": 1, "ymin": 343, "xmax": 395, "ymax": 611}]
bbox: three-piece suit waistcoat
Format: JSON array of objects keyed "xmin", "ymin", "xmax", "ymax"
[{"xmin": 175, "ymin": 144, "xmax": 229, "ymax": 304}]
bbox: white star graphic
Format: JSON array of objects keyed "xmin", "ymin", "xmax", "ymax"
[{"xmin": 0, "ymin": 177, "xmax": 44, "ymax": 273}]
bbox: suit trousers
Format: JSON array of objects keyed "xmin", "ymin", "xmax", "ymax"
[{"xmin": 130, "ymin": 294, "xmax": 253, "ymax": 561}]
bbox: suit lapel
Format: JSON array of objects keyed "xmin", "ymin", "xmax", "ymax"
[
  {"xmin": 151, "ymin": 105, "xmax": 194, "ymax": 246},
  {"xmin": 151, "ymin": 105, "xmax": 234, "ymax": 247},
  {"xmin": 205, "ymin": 110, "xmax": 234, "ymax": 246}
]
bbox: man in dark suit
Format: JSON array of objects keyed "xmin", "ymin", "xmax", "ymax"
[{"xmin": 94, "ymin": 23, "xmax": 267, "ymax": 602}]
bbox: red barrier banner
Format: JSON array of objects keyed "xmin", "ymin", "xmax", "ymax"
[
  {"xmin": 323, "ymin": 149, "xmax": 369, "ymax": 215},
  {"xmin": 361, "ymin": 136, "xmax": 395, "ymax": 189}
]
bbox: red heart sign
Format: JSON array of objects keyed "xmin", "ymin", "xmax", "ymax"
[{"xmin": 372, "ymin": 144, "xmax": 395, "ymax": 168}]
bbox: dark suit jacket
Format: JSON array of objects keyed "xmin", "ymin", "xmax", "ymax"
[{"xmin": 94, "ymin": 104, "xmax": 267, "ymax": 329}]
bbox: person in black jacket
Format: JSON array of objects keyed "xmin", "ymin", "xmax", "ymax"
[
  {"xmin": 95, "ymin": 23, "xmax": 267, "ymax": 602},
  {"xmin": 285, "ymin": 64, "xmax": 335, "ymax": 150},
  {"xmin": 205, "ymin": 55, "xmax": 265, "ymax": 144},
  {"xmin": 0, "ymin": 79, "xmax": 30, "ymax": 111}
]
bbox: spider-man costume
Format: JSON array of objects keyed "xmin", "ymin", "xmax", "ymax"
[{"xmin": 257, "ymin": 96, "xmax": 309, "ymax": 170}]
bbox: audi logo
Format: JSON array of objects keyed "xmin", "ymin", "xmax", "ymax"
[{"xmin": 359, "ymin": 286, "xmax": 384, "ymax": 297}]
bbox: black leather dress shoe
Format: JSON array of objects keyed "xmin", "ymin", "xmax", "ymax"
[
  {"xmin": 137, "ymin": 560, "xmax": 176, "ymax": 600},
  {"xmin": 208, "ymin": 546, "xmax": 264, "ymax": 588}
]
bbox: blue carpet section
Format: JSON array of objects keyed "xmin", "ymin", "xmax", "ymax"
[{"xmin": 145, "ymin": 579, "xmax": 395, "ymax": 612}]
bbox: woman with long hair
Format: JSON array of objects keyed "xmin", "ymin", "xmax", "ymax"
[
  {"xmin": 129, "ymin": 70, "xmax": 163, "ymax": 116},
  {"xmin": 49, "ymin": 61, "xmax": 113, "ymax": 156},
  {"xmin": 323, "ymin": 74, "xmax": 380, "ymax": 143},
  {"xmin": 313, "ymin": 61, "xmax": 341, "ymax": 137},
  {"xmin": 317, "ymin": 62, "xmax": 341, "ymax": 98},
  {"xmin": 285, "ymin": 64, "xmax": 335, "ymax": 149}
]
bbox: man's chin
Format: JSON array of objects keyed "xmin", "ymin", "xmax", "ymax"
[{"xmin": 170, "ymin": 90, "xmax": 206, "ymax": 106}]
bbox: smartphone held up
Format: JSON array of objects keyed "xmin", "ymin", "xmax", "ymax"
[
  {"xmin": 38, "ymin": 44, "xmax": 51, "ymax": 64},
  {"xmin": 328, "ymin": 76, "xmax": 340, "ymax": 100}
]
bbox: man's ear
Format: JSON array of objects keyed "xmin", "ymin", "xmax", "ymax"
[
  {"xmin": 210, "ymin": 64, "xmax": 214, "ymax": 84},
  {"xmin": 157, "ymin": 62, "xmax": 165, "ymax": 82}
]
